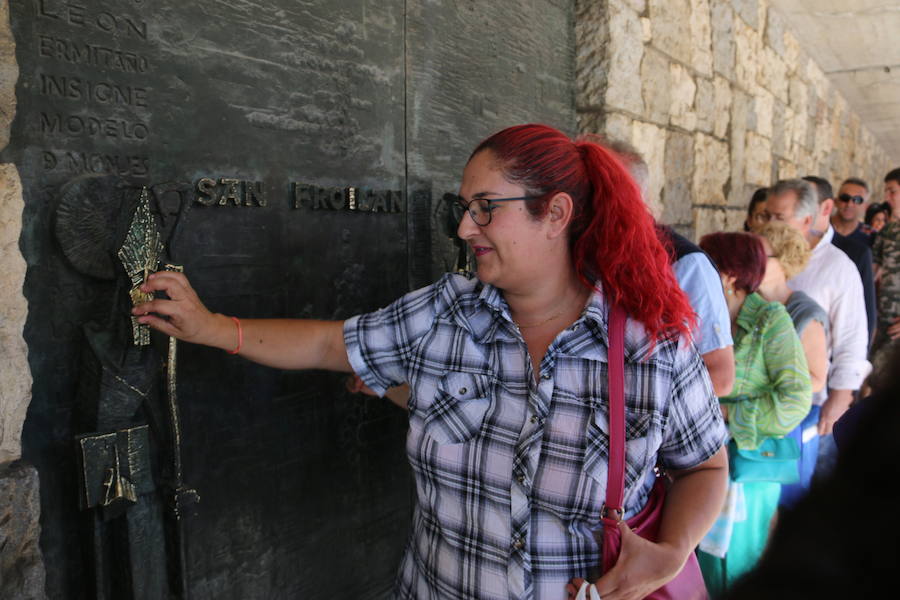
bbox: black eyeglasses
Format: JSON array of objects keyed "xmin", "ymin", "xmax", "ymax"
[
  {"xmin": 449, "ymin": 194, "xmax": 538, "ymax": 226},
  {"xmin": 837, "ymin": 193, "xmax": 865, "ymax": 205}
]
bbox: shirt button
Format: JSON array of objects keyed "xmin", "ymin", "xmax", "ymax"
[
  {"xmin": 541, "ymin": 372, "xmax": 551, "ymax": 380},
  {"xmin": 512, "ymin": 536, "xmax": 525, "ymax": 550},
  {"xmin": 530, "ymin": 414, "xmax": 540, "ymax": 424},
  {"xmin": 516, "ymin": 473, "xmax": 525, "ymax": 484},
  {"xmin": 459, "ymin": 387, "xmax": 467, "ymax": 395},
  {"xmin": 570, "ymin": 324, "xmax": 579, "ymax": 332}
]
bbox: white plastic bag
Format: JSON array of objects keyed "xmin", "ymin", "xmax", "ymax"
[{"xmin": 575, "ymin": 580, "xmax": 602, "ymax": 600}]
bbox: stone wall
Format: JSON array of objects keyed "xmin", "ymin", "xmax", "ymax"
[
  {"xmin": 1, "ymin": 461, "xmax": 47, "ymax": 600},
  {"xmin": 576, "ymin": 0, "xmax": 894, "ymax": 240},
  {"xmin": 0, "ymin": 0, "xmax": 29, "ymax": 465},
  {"xmin": 1, "ymin": 2, "xmax": 45, "ymax": 597}
]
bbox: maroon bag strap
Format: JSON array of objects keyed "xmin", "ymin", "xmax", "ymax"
[
  {"xmin": 600, "ymin": 305, "xmax": 709, "ymax": 597},
  {"xmin": 604, "ymin": 303, "xmax": 627, "ymax": 518}
]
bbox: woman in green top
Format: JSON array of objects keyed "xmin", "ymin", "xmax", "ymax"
[{"xmin": 696, "ymin": 232, "xmax": 812, "ymax": 597}]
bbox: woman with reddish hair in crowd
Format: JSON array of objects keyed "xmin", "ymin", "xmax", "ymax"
[
  {"xmin": 696, "ymin": 232, "xmax": 811, "ymax": 598},
  {"xmin": 133, "ymin": 124, "xmax": 728, "ymax": 600}
]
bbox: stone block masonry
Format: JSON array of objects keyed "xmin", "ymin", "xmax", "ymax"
[
  {"xmin": 0, "ymin": 462, "xmax": 48, "ymax": 600},
  {"xmin": 576, "ymin": 0, "xmax": 894, "ymax": 241},
  {"xmin": 0, "ymin": 0, "xmax": 30, "ymax": 466},
  {"xmin": 2, "ymin": 1, "xmax": 46, "ymax": 597}
]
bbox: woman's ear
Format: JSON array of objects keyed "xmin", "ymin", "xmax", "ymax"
[
  {"xmin": 545, "ymin": 192, "xmax": 575, "ymax": 239},
  {"xmin": 720, "ymin": 273, "xmax": 737, "ymax": 294}
]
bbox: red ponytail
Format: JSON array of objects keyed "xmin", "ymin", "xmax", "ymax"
[{"xmin": 471, "ymin": 124, "xmax": 694, "ymax": 342}]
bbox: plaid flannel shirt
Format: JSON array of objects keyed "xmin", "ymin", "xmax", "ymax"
[{"xmin": 344, "ymin": 273, "xmax": 726, "ymax": 600}]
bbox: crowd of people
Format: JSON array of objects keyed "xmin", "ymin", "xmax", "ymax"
[
  {"xmin": 697, "ymin": 168, "xmax": 900, "ymax": 596},
  {"xmin": 132, "ymin": 124, "xmax": 900, "ymax": 599},
  {"xmin": 615, "ymin": 148, "xmax": 898, "ymax": 595}
]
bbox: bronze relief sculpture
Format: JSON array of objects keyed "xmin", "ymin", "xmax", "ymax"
[{"xmin": 55, "ymin": 176, "xmax": 195, "ymax": 599}]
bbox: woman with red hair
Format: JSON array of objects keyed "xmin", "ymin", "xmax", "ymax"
[
  {"xmin": 696, "ymin": 232, "xmax": 811, "ymax": 597},
  {"xmin": 135, "ymin": 124, "xmax": 728, "ymax": 600}
]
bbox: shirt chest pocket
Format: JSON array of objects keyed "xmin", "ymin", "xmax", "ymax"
[
  {"xmin": 422, "ymin": 371, "xmax": 494, "ymax": 445},
  {"xmin": 583, "ymin": 404, "xmax": 659, "ymax": 496}
]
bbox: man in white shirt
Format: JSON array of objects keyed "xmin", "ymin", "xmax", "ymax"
[{"xmin": 765, "ymin": 179, "xmax": 870, "ymax": 501}]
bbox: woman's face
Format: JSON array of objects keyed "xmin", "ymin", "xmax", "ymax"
[
  {"xmin": 871, "ymin": 211, "xmax": 887, "ymax": 232},
  {"xmin": 746, "ymin": 200, "xmax": 768, "ymax": 232},
  {"xmin": 456, "ymin": 150, "xmax": 554, "ymax": 291}
]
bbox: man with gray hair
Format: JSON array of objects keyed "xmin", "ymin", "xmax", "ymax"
[
  {"xmin": 803, "ymin": 176, "xmax": 876, "ymax": 343},
  {"xmin": 765, "ymin": 178, "xmax": 870, "ymax": 505}
]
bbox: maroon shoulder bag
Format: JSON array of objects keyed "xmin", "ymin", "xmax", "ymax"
[{"xmin": 601, "ymin": 304, "xmax": 707, "ymax": 600}]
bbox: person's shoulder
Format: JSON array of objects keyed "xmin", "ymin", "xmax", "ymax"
[
  {"xmin": 672, "ymin": 251, "xmax": 718, "ymax": 288},
  {"xmin": 879, "ymin": 220, "xmax": 900, "ymax": 238},
  {"xmin": 786, "ymin": 289, "xmax": 811, "ymax": 307},
  {"xmin": 810, "ymin": 245, "xmax": 866, "ymax": 309},
  {"xmin": 787, "ymin": 290, "xmax": 825, "ymax": 314},
  {"xmin": 437, "ymin": 271, "xmax": 480, "ymax": 294},
  {"xmin": 882, "ymin": 222, "xmax": 900, "ymax": 246},
  {"xmin": 831, "ymin": 232, "xmax": 871, "ymax": 264},
  {"xmin": 613, "ymin": 301, "xmax": 694, "ymax": 367},
  {"xmin": 786, "ymin": 291, "xmax": 828, "ymax": 328},
  {"xmin": 429, "ymin": 272, "xmax": 483, "ymax": 307},
  {"xmin": 744, "ymin": 293, "xmax": 791, "ymax": 328},
  {"xmin": 818, "ymin": 240, "xmax": 861, "ymax": 275},
  {"xmin": 658, "ymin": 327, "xmax": 706, "ymax": 373},
  {"xmin": 389, "ymin": 272, "xmax": 480, "ymax": 316},
  {"xmin": 666, "ymin": 228, "xmax": 699, "ymax": 256},
  {"xmin": 659, "ymin": 224, "xmax": 713, "ymax": 266}
]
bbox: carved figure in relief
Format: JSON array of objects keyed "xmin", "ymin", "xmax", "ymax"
[{"xmin": 55, "ymin": 175, "xmax": 195, "ymax": 600}]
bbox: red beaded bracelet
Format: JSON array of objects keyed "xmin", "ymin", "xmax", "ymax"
[{"xmin": 227, "ymin": 316, "xmax": 243, "ymax": 355}]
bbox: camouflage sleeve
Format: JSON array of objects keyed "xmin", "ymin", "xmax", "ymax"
[{"xmin": 873, "ymin": 226, "xmax": 885, "ymax": 265}]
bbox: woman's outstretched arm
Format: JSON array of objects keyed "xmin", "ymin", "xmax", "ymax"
[{"xmin": 133, "ymin": 271, "xmax": 351, "ymax": 372}]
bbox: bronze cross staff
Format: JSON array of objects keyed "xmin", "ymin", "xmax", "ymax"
[{"xmin": 162, "ymin": 263, "xmax": 200, "ymax": 600}]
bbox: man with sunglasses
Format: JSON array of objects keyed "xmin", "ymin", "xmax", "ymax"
[{"xmin": 831, "ymin": 178, "xmax": 874, "ymax": 247}]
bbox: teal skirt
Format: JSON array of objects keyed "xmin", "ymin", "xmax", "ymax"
[{"xmin": 697, "ymin": 481, "xmax": 780, "ymax": 598}]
